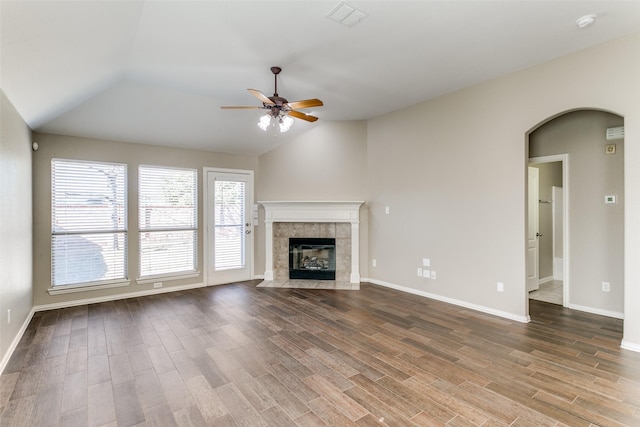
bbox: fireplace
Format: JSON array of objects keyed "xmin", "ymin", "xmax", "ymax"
[
  {"xmin": 259, "ymin": 201, "xmax": 364, "ymax": 284},
  {"xmin": 289, "ymin": 238, "xmax": 336, "ymax": 280}
]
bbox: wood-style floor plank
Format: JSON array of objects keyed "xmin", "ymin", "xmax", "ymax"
[{"xmin": 2, "ymin": 281, "xmax": 640, "ymax": 426}]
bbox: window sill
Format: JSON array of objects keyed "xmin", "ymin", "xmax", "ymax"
[
  {"xmin": 48, "ymin": 280, "xmax": 131, "ymax": 295},
  {"xmin": 136, "ymin": 271, "xmax": 200, "ymax": 285}
]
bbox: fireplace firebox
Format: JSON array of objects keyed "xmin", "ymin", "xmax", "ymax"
[{"xmin": 289, "ymin": 238, "xmax": 336, "ymax": 280}]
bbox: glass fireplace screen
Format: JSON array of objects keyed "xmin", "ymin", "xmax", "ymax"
[{"xmin": 289, "ymin": 238, "xmax": 336, "ymax": 280}]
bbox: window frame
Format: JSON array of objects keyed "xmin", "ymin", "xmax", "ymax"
[
  {"xmin": 137, "ymin": 164, "xmax": 199, "ymax": 281},
  {"xmin": 49, "ymin": 158, "xmax": 129, "ymax": 294}
]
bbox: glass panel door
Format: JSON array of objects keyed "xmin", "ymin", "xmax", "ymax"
[{"xmin": 207, "ymin": 170, "xmax": 253, "ymax": 285}]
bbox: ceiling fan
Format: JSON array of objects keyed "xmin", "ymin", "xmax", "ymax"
[{"xmin": 221, "ymin": 66, "xmax": 323, "ymax": 132}]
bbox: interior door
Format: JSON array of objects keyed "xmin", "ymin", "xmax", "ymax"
[
  {"xmin": 207, "ymin": 170, "xmax": 253, "ymax": 285},
  {"xmin": 527, "ymin": 166, "xmax": 540, "ymax": 292}
]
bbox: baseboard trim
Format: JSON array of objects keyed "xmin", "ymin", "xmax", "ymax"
[
  {"xmin": 621, "ymin": 340, "xmax": 640, "ymax": 353},
  {"xmin": 0, "ymin": 307, "xmax": 36, "ymax": 376},
  {"xmin": 566, "ymin": 303, "xmax": 624, "ymax": 320},
  {"xmin": 363, "ymin": 278, "xmax": 530, "ymax": 323},
  {"xmin": 538, "ymin": 276, "xmax": 554, "ymax": 285},
  {"xmin": 33, "ymin": 281, "xmax": 208, "ymax": 313}
]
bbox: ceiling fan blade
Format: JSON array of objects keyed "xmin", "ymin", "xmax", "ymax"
[
  {"xmin": 247, "ymin": 89, "xmax": 275, "ymax": 105},
  {"xmin": 286, "ymin": 99, "xmax": 324, "ymax": 109},
  {"xmin": 288, "ymin": 110, "xmax": 319, "ymax": 122},
  {"xmin": 220, "ymin": 106, "xmax": 262, "ymax": 109}
]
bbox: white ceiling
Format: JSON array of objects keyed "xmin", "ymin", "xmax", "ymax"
[{"xmin": 2, "ymin": 1, "xmax": 639, "ymax": 156}]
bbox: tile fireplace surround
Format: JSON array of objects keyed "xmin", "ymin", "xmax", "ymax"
[{"xmin": 259, "ymin": 201, "xmax": 364, "ymax": 288}]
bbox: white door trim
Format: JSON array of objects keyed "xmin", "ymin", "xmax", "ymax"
[
  {"xmin": 203, "ymin": 167, "xmax": 255, "ymax": 286},
  {"xmin": 529, "ymin": 154, "xmax": 569, "ymax": 307}
]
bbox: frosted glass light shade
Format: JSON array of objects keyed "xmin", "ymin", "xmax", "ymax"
[{"xmin": 258, "ymin": 114, "xmax": 271, "ymax": 131}]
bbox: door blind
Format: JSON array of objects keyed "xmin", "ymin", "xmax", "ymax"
[{"xmin": 214, "ymin": 179, "xmax": 245, "ymax": 270}]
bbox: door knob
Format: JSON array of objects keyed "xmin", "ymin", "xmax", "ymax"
[
  {"xmin": 246, "ymin": 230, "xmax": 251, "ymax": 234},
  {"xmin": 536, "ymin": 232, "xmax": 543, "ymax": 237}
]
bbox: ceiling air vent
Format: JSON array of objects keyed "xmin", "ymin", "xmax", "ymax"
[
  {"xmin": 606, "ymin": 126, "xmax": 624, "ymax": 140},
  {"xmin": 327, "ymin": 2, "xmax": 367, "ymax": 27}
]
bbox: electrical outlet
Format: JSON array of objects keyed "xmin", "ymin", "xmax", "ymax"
[
  {"xmin": 417, "ymin": 267, "xmax": 423, "ymax": 277},
  {"xmin": 372, "ymin": 259, "xmax": 377, "ymax": 267},
  {"xmin": 153, "ymin": 282, "xmax": 163, "ymax": 289},
  {"xmin": 385, "ymin": 206, "xmax": 390, "ymax": 214},
  {"xmin": 602, "ymin": 281, "xmax": 610, "ymax": 292},
  {"xmin": 430, "ymin": 271, "xmax": 436, "ymax": 280},
  {"xmin": 497, "ymin": 282, "xmax": 504, "ymax": 292},
  {"xmin": 422, "ymin": 269, "xmax": 430, "ymax": 278}
]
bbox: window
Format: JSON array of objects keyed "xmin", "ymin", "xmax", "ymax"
[
  {"xmin": 139, "ymin": 165, "xmax": 197, "ymax": 278},
  {"xmin": 51, "ymin": 159, "xmax": 127, "ymax": 287},
  {"xmin": 214, "ymin": 178, "xmax": 246, "ymax": 270}
]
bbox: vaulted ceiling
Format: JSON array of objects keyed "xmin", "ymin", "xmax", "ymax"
[{"xmin": 2, "ymin": 1, "xmax": 639, "ymax": 156}]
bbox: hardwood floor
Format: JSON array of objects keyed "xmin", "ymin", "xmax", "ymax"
[{"xmin": 1, "ymin": 281, "xmax": 639, "ymax": 426}]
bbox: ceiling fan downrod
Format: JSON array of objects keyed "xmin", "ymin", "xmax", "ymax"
[{"xmin": 271, "ymin": 66, "xmax": 281, "ymax": 97}]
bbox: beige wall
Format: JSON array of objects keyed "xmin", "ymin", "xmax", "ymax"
[
  {"xmin": 530, "ymin": 111, "xmax": 624, "ymax": 313},
  {"xmin": 31, "ymin": 133, "xmax": 258, "ymax": 307},
  {"xmin": 257, "ymin": 121, "xmax": 368, "ymax": 201},
  {"xmin": 0, "ymin": 90, "xmax": 33, "ymax": 368},
  {"xmin": 364, "ymin": 33, "xmax": 639, "ymax": 347},
  {"xmin": 530, "ymin": 162, "xmax": 563, "ymax": 280},
  {"xmin": 256, "ymin": 121, "xmax": 369, "ymax": 276}
]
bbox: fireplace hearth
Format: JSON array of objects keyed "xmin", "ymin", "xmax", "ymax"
[{"xmin": 289, "ymin": 238, "xmax": 336, "ymax": 280}]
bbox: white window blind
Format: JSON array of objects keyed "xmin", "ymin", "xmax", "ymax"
[
  {"xmin": 139, "ymin": 165, "xmax": 197, "ymax": 278},
  {"xmin": 51, "ymin": 159, "xmax": 127, "ymax": 287},
  {"xmin": 214, "ymin": 179, "xmax": 245, "ymax": 270}
]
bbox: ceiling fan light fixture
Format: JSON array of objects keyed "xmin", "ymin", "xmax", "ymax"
[
  {"xmin": 258, "ymin": 114, "xmax": 271, "ymax": 131},
  {"xmin": 279, "ymin": 115, "xmax": 294, "ymax": 133},
  {"xmin": 225, "ymin": 66, "xmax": 322, "ymax": 132}
]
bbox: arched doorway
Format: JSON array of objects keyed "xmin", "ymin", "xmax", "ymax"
[{"xmin": 526, "ymin": 110, "xmax": 624, "ymax": 319}]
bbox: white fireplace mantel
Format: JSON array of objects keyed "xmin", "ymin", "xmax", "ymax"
[{"xmin": 259, "ymin": 201, "xmax": 364, "ymax": 284}]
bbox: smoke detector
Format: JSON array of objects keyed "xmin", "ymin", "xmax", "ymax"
[{"xmin": 576, "ymin": 14, "xmax": 596, "ymax": 29}]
